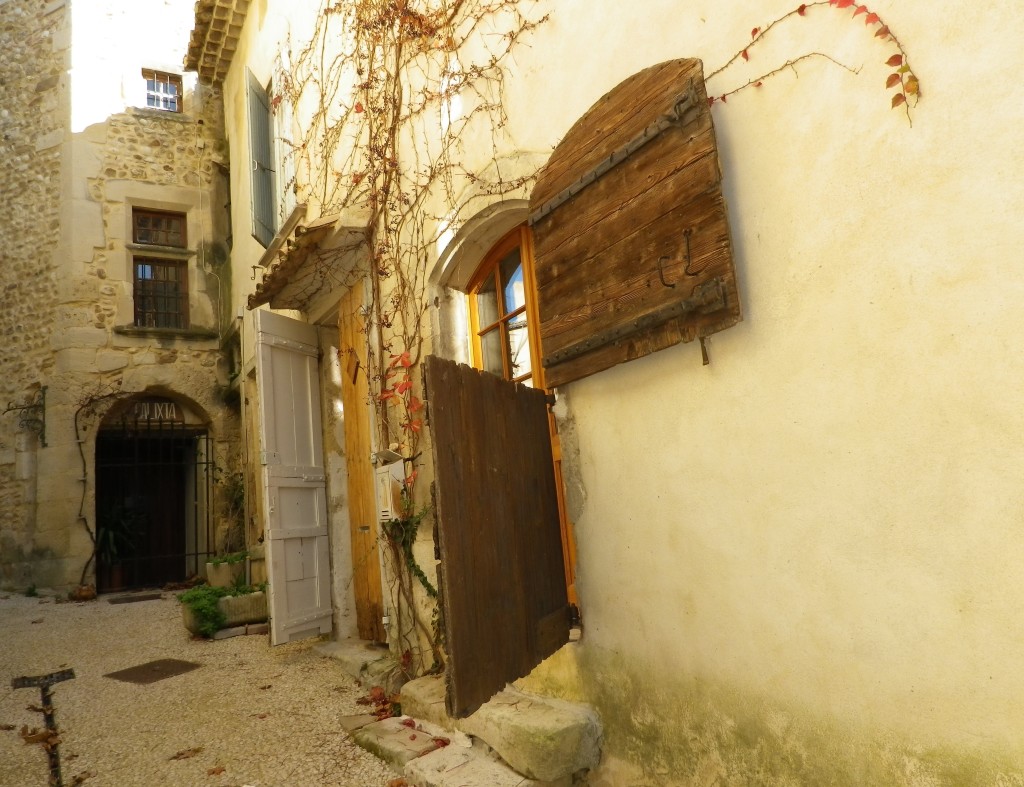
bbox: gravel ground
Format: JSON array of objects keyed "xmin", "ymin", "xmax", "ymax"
[{"xmin": 0, "ymin": 591, "xmax": 396, "ymax": 787}]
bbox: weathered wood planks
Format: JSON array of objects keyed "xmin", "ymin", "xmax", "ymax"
[
  {"xmin": 530, "ymin": 58, "xmax": 742, "ymax": 387},
  {"xmin": 424, "ymin": 355, "xmax": 569, "ymax": 718}
]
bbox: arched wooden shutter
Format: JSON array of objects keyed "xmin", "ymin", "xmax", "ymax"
[{"xmin": 529, "ymin": 59, "xmax": 742, "ymax": 387}]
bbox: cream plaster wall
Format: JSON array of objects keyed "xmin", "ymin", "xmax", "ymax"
[
  {"xmin": 205, "ymin": 0, "xmax": 1024, "ymax": 779},
  {"xmin": 69, "ymin": 0, "xmax": 199, "ymax": 132},
  {"xmin": 499, "ymin": 1, "xmax": 1024, "ymax": 783}
]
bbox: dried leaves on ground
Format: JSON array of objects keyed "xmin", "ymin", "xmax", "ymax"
[
  {"xmin": 356, "ymin": 685, "xmax": 400, "ymax": 720},
  {"xmin": 169, "ymin": 746, "xmax": 204, "ymax": 760}
]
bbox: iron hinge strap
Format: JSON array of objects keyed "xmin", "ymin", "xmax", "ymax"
[{"xmin": 528, "ymin": 80, "xmax": 701, "ymax": 226}]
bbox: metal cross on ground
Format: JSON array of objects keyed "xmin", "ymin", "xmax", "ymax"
[{"xmin": 11, "ymin": 668, "xmax": 75, "ymax": 787}]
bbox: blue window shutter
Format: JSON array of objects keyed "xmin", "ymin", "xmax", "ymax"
[{"xmin": 248, "ymin": 71, "xmax": 276, "ymax": 247}]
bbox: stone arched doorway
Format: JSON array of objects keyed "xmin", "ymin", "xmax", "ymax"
[{"xmin": 94, "ymin": 393, "xmax": 214, "ymax": 592}]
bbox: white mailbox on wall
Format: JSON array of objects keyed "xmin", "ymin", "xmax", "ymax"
[{"xmin": 374, "ymin": 459, "xmax": 405, "ymax": 523}]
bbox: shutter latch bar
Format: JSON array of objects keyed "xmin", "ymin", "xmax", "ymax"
[{"xmin": 529, "ymin": 80, "xmax": 701, "ymax": 226}]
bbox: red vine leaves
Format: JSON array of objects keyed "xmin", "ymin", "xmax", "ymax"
[{"xmin": 708, "ymin": 0, "xmax": 920, "ymax": 122}]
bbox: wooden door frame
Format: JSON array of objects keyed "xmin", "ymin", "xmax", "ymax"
[{"xmin": 339, "ymin": 285, "xmax": 388, "ymax": 642}]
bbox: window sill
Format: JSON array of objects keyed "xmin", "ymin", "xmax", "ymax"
[
  {"xmin": 114, "ymin": 325, "xmax": 219, "ymax": 341},
  {"xmin": 127, "ymin": 244, "xmax": 194, "ymax": 258},
  {"xmin": 126, "ymin": 107, "xmax": 193, "ymax": 123}
]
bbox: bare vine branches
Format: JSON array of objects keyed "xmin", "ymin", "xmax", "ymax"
[
  {"xmin": 275, "ymin": 0, "xmax": 547, "ymax": 670},
  {"xmin": 707, "ymin": 0, "xmax": 920, "ymax": 122}
]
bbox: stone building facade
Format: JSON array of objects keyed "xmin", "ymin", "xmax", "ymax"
[
  {"xmin": 0, "ymin": 0, "xmax": 240, "ymax": 592},
  {"xmin": 0, "ymin": 0, "xmax": 71, "ymax": 586}
]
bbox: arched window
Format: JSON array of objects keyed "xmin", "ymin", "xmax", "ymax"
[{"xmin": 467, "ymin": 225, "xmax": 543, "ymax": 386}]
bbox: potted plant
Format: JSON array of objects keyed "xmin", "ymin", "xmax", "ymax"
[
  {"xmin": 95, "ymin": 502, "xmax": 141, "ymax": 591},
  {"xmin": 179, "ymin": 580, "xmax": 268, "ymax": 637},
  {"xmin": 205, "ymin": 549, "xmax": 248, "ymax": 588}
]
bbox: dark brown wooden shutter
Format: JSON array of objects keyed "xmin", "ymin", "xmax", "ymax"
[
  {"xmin": 529, "ymin": 58, "xmax": 741, "ymax": 387},
  {"xmin": 424, "ymin": 355, "xmax": 569, "ymax": 718}
]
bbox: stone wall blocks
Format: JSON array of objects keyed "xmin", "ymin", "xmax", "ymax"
[
  {"xmin": 56, "ymin": 276, "xmax": 96, "ymax": 300},
  {"xmin": 54, "ymin": 348, "xmax": 99, "ymax": 375},
  {"xmin": 51, "ymin": 327, "xmax": 107, "ymax": 351},
  {"xmin": 96, "ymin": 351, "xmax": 129, "ymax": 373},
  {"xmin": 34, "ymin": 129, "xmax": 61, "ymax": 151}
]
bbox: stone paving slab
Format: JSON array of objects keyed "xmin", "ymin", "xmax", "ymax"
[
  {"xmin": 340, "ymin": 713, "xmax": 379, "ymax": 732},
  {"xmin": 352, "ymin": 716, "xmax": 454, "ymax": 770},
  {"xmin": 315, "ymin": 639, "xmax": 407, "ymax": 694},
  {"xmin": 405, "ymin": 742, "xmax": 571, "ymax": 787}
]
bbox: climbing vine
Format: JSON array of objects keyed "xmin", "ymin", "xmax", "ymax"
[
  {"xmin": 72, "ymin": 383, "xmax": 134, "ymax": 588},
  {"xmin": 267, "ymin": 0, "xmax": 920, "ymax": 673},
  {"xmin": 707, "ymin": 1, "xmax": 920, "ymax": 121},
  {"xmin": 273, "ymin": 0, "xmax": 548, "ymax": 672}
]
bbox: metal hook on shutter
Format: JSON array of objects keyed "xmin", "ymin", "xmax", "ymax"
[
  {"xmin": 656, "ymin": 255, "xmax": 675, "ymax": 288},
  {"xmin": 656, "ymin": 228, "xmax": 695, "ymax": 288}
]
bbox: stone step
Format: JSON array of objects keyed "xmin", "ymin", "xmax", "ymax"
[
  {"xmin": 405, "ymin": 740, "xmax": 572, "ymax": 787},
  {"xmin": 314, "ymin": 638, "xmax": 407, "ymax": 695},
  {"xmin": 401, "ymin": 675, "xmax": 601, "ymax": 783},
  {"xmin": 351, "ymin": 715, "xmax": 465, "ymax": 771},
  {"xmin": 345, "ymin": 712, "xmax": 571, "ymax": 787},
  {"xmin": 322, "ymin": 643, "xmax": 600, "ymax": 783}
]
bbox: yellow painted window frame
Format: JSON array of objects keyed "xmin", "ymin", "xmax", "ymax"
[{"xmin": 467, "ymin": 225, "xmax": 544, "ymax": 386}]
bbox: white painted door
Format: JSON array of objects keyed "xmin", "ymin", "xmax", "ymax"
[{"xmin": 254, "ymin": 309, "xmax": 333, "ymax": 645}]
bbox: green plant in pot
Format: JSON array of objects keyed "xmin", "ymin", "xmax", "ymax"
[
  {"xmin": 178, "ymin": 579, "xmax": 268, "ymax": 638},
  {"xmin": 96, "ymin": 502, "xmax": 142, "ymax": 589},
  {"xmin": 206, "ymin": 549, "xmax": 248, "ymax": 588}
]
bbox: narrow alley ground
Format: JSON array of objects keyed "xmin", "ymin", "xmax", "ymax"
[{"xmin": 0, "ymin": 590, "xmax": 396, "ymax": 787}]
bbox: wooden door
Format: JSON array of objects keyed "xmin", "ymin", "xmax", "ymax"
[
  {"xmin": 339, "ymin": 286, "xmax": 387, "ymax": 642},
  {"xmin": 254, "ymin": 309, "xmax": 333, "ymax": 645},
  {"xmin": 424, "ymin": 355, "xmax": 569, "ymax": 718}
]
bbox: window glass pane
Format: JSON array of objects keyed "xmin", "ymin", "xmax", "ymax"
[
  {"xmin": 133, "ymin": 210, "xmax": 185, "ymax": 247},
  {"xmin": 143, "ymin": 71, "xmax": 182, "ymax": 113},
  {"xmin": 134, "ymin": 258, "xmax": 187, "ymax": 329},
  {"xmin": 507, "ymin": 314, "xmax": 532, "ymax": 381},
  {"xmin": 479, "ymin": 327, "xmax": 505, "ymax": 377},
  {"xmin": 499, "ymin": 247, "xmax": 525, "ymax": 314},
  {"xmin": 475, "ymin": 272, "xmax": 499, "ymax": 328}
]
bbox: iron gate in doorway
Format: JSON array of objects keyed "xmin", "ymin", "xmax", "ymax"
[{"xmin": 95, "ymin": 415, "xmax": 214, "ymax": 593}]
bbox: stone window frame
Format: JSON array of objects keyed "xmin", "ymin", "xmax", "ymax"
[
  {"xmin": 133, "ymin": 257, "xmax": 190, "ymax": 330},
  {"xmin": 132, "ymin": 208, "xmax": 187, "ymax": 248},
  {"xmin": 127, "ymin": 205, "xmax": 193, "ymax": 332}
]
